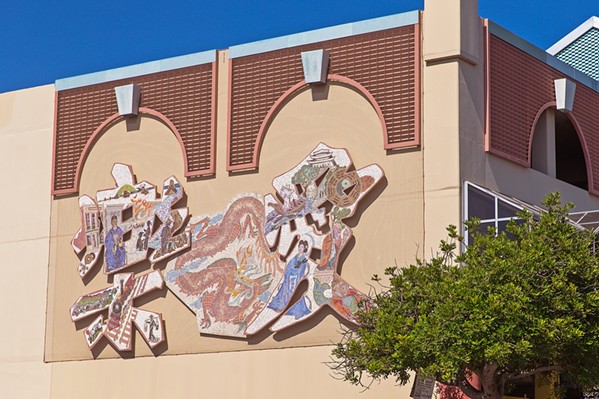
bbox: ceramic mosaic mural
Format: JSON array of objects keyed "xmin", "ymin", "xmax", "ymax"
[
  {"xmin": 165, "ymin": 143, "xmax": 384, "ymax": 337},
  {"xmin": 72, "ymin": 163, "xmax": 190, "ymax": 278},
  {"xmin": 70, "ymin": 270, "xmax": 165, "ymax": 351},
  {"xmin": 70, "ymin": 144, "xmax": 384, "ymax": 351},
  {"xmin": 70, "ymin": 164, "xmax": 189, "ymax": 351}
]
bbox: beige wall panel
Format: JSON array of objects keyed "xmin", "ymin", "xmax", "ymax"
[
  {"xmin": 423, "ymin": 0, "xmax": 485, "ymax": 253},
  {"xmin": 0, "ymin": 85, "xmax": 54, "ymax": 133},
  {"xmin": 0, "ymin": 239, "xmax": 52, "ymax": 398},
  {"xmin": 47, "ymin": 78, "xmax": 424, "ymax": 362},
  {"xmin": 0, "ymin": 239, "xmax": 51, "ymax": 360},
  {"xmin": 0, "ymin": 126, "xmax": 54, "ymax": 242},
  {"xmin": 424, "ymin": 0, "xmax": 461, "ymax": 58},
  {"xmin": 0, "ymin": 85, "xmax": 54, "ymax": 398},
  {"xmin": 0, "ymin": 85, "xmax": 54, "ymax": 242},
  {"xmin": 0, "ymin": 362, "xmax": 51, "ymax": 399},
  {"xmin": 422, "ymin": 61, "xmax": 462, "ymax": 251},
  {"xmin": 50, "ymin": 346, "xmax": 412, "ymax": 399}
]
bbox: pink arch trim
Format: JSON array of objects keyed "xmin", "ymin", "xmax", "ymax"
[
  {"xmin": 227, "ymin": 74, "xmax": 389, "ymax": 172},
  {"xmin": 52, "ymin": 108, "xmax": 189, "ymax": 196},
  {"xmin": 527, "ymin": 101, "xmax": 594, "ymax": 194}
]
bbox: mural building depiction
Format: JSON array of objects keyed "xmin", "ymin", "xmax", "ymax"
[{"xmin": 70, "ymin": 143, "xmax": 384, "ymax": 352}]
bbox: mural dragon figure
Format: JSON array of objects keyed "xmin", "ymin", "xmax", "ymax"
[{"xmin": 165, "ymin": 143, "xmax": 384, "ymax": 337}]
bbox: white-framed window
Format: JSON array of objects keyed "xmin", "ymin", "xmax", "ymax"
[{"xmin": 462, "ymin": 182, "xmax": 524, "ymax": 246}]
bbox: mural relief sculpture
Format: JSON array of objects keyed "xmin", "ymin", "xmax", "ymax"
[
  {"xmin": 71, "ymin": 163, "xmax": 190, "ymax": 278},
  {"xmin": 70, "ymin": 144, "xmax": 383, "ymax": 352},
  {"xmin": 70, "ymin": 270, "xmax": 165, "ymax": 351},
  {"xmin": 165, "ymin": 143, "xmax": 384, "ymax": 338},
  {"xmin": 70, "ymin": 164, "xmax": 190, "ymax": 352},
  {"xmin": 165, "ymin": 193, "xmax": 282, "ymax": 337}
]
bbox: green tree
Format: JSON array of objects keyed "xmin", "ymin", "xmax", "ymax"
[{"xmin": 331, "ymin": 193, "xmax": 599, "ymax": 399}]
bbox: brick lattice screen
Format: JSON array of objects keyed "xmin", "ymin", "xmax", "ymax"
[
  {"xmin": 53, "ymin": 63, "xmax": 214, "ymax": 195},
  {"xmin": 488, "ymin": 34, "xmax": 599, "ymax": 193},
  {"xmin": 229, "ymin": 24, "xmax": 418, "ymax": 170}
]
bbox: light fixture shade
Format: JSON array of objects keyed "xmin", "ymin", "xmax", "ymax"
[
  {"xmin": 554, "ymin": 78, "xmax": 576, "ymax": 112},
  {"xmin": 114, "ymin": 83, "xmax": 141, "ymax": 116},
  {"xmin": 301, "ymin": 49, "xmax": 330, "ymax": 84}
]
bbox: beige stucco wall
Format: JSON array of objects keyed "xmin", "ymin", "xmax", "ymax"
[
  {"xmin": 49, "ymin": 346, "xmax": 412, "ymax": 398},
  {"xmin": 0, "ymin": 85, "xmax": 54, "ymax": 397},
  {"xmin": 422, "ymin": 0, "xmax": 483, "ymax": 251}
]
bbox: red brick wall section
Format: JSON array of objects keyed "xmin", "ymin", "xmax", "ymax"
[
  {"xmin": 488, "ymin": 35, "xmax": 599, "ymax": 193},
  {"xmin": 228, "ymin": 24, "xmax": 418, "ymax": 170},
  {"xmin": 53, "ymin": 63, "xmax": 215, "ymax": 195}
]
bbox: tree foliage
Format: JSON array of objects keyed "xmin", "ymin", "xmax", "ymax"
[{"xmin": 331, "ymin": 193, "xmax": 599, "ymax": 399}]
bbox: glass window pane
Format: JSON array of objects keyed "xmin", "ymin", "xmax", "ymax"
[
  {"xmin": 467, "ymin": 221, "xmax": 495, "ymax": 244},
  {"xmin": 498, "ymin": 200, "xmax": 520, "ymax": 218},
  {"xmin": 479, "ymin": 221, "xmax": 495, "ymax": 235},
  {"xmin": 467, "ymin": 185, "xmax": 495, "ymax": 220},
  {"xmin": 498, "ymin": 219, "xmax": 518, "ymax": 241}
]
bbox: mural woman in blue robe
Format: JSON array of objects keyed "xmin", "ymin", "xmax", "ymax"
[
  {"xmin": 105, "ymin": 215, "xmax": 126, "ymax": 271},
  {"xmin": 267, "ymin": 239, "xmax": 311, "ymax": 319}
]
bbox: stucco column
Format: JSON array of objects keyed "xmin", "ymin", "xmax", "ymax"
[{"xmin": 422, "ymin": 0, "xmax": 484, "ymax": 253}]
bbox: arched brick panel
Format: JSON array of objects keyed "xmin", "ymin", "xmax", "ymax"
[
  {"xmin": 227, "ymin": 24, "xmax": 420, "ymax": 171},
  {"xmin": 227, "ymin": 74, "xmax": 390, "ymax": 171},
  {"xmin": 61, "ymin": 108, "xmax": 190, "ymax": 197},
  {"xmin": 487, "ymin": 33, "xmax": 599, "ymax": 195},
  {"xmin": 52, "ymin": 62, "xmax": 216, "ymax": 196}
]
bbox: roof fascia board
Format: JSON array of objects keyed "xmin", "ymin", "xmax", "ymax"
[
  {"xmin": 547, "ymin": 16, "xmax": 599, "ymax": 55},
  {"xmin": 228, "ymin": 10, "xmax": 419, "ymax": 59},
  {"xmin": 488, "ymin": 20, "xmax": 599, "ymax": 92},
  {"xmin": 55, "ymin": 50, "xmax": 217, "ymax": 91}
]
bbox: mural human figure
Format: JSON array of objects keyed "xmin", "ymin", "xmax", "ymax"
[
  {"xmin": 136, "ymin": 231, "xmax": 145, "ymax": 251},
  {"xmin": 144, "ymin": 315, "xmax": 160, "ymax": 343},
  {"xmin": 160, "ymin": 219, "xmax": 173, "ymax": 254},
  {"xmin": 136, "ymin": 221, "xmax": 152, "ymax": 251},
  {"xmin": 267, "ymin": 239, "xmax": 311, "ymax": 318},
  {"xmin": 317, "ymin": 222, "xmax": 343, "ymax": 271},
  {"xmin": 105, "ymin": 215, "xmax": 126, "ymax": 271},
  {"xmin": 143, "ymin": 220, "xmax": 151, "ymax": 250}
]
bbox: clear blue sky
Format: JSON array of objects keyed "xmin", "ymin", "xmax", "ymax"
[{"xmin": 1, "ymin": 0, "xmax": 598, "ymax": 93}]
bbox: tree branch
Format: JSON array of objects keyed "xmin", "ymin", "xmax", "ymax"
[{"xmin": 504, "ymin": 366, "xmax": 563, "ymax": 382}]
